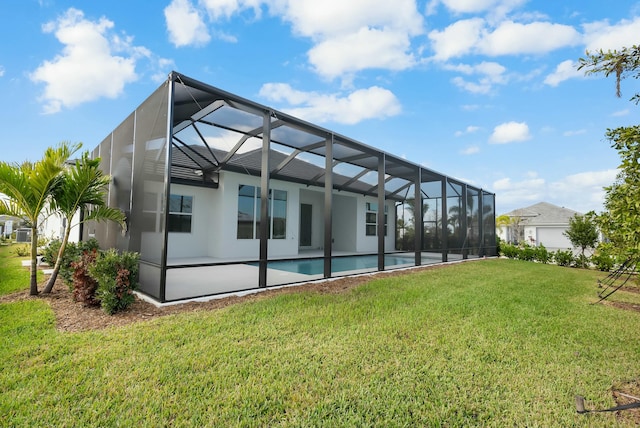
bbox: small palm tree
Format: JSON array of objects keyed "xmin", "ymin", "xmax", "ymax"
[
  {"xmin": 42, "ymin": 151, "xmax": 126, "ymax": 294},
  {"xmin": 0, "ymin": 142, "xmax": 80, "ymax": 295}
]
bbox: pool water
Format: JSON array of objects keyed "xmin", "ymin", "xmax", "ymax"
[{"xmin": 265, "ymin": 254, "xmax": 415, "ymax": 275}]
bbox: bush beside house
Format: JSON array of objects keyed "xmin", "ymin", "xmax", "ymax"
[{"xmin": 43, "ymin": 240, "xmax": 139, "ymax": 314}]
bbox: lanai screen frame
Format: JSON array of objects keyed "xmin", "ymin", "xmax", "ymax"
[{"xmin": 88, "ymin": 72, "xmax": 496, "ymax": 303}]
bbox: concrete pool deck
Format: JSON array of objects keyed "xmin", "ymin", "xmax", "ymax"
[{"xmin": 150, "ymin": 252, "xmax": 467, "ymax": 304}]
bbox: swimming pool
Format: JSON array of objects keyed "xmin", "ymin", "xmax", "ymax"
[{"xmin": 264, "ymin": 254, "xmax": 415, "ymax": 275}]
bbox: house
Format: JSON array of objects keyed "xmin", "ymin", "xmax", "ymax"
[
  {"xmin": 84, "ymin": 72, "xmax": 497, "ymax": 303},
  {"xmin": 497, "ymin": 201, "xmax": 579, "ymax": 250},
  {"xmin": 39, "ymin": 209, "xmax": 81, "ymax": 244}
]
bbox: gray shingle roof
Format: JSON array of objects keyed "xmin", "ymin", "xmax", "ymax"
[{"xmin": 503, "ymin": 201, "xmax": 580, "ymax": 225}]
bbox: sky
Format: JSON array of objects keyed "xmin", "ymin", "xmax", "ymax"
[{"xmin": 1, "ymin": 0, "xmax": 639, "ymax": 215}]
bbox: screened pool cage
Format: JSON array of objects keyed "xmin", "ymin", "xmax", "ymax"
[{"xmin": 84, "ymin": 72, "xmax": 496, "ymax": 303}]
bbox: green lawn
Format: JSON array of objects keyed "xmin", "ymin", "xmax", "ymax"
[{"xmin": 1, "ymin": 248, "xmax": 639, "ymax": 426}]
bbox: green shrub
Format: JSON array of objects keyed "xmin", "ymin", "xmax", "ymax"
[
  {"xmin": 554, "ymin": 250, "xmax": 574, "ymax": 267},
  {"xmin": 500, "ymin": 242, "xmax": 519, "ymax": 259},
  {"xmin": 89, "ymin": 249, "xmax": 139, "ymax": 315},
  {"xmin": 71, "ymin": 249, "xmax": 99, "ymax": 307},
  {"xmin": 12, "ymin": 244, "xmax": 30, "ymax": 257},
  {"xmin": 41, "ymin": 239, "xmax": 61, "ymax": 266},
  {"xmin": 42, "ymin": 238, "xmax": 100, "ymax": 289},
  {"xmin": 591, "ymin": 243, "xmax": 616, "ymax": 272},
  {"xmin": 534, "ymin": 244, "xmax": 551, "ymax": 264},
  {"xmin": 517, "ymin": 243, "xmax": 535, "ymax": 261}
]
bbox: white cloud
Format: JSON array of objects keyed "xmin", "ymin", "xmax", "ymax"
[
  {"xmin": 307, "ymin": 28, "xmax": 416, "ymax": 79},
  {"xmin": 185, "ymin": 0, "xmax": 424, "ymax": 79},
  {"xmin": 427, "ymin": 0, "xmax": 526, "ymax": 17},
  {"xmin": 200, "ymin": 0, "xmax": 261, "ymax": 20},
  {"xmin": 562, "ymin": 129, "xmax": 587, "ymax": 137},
  {"xmin": 454, "ymin": 125, "xmax": 480, "ymax": 136},
  {"xmin": 30, "ymin": 8, "xmax": 141, "ymax": 114},
  {"xmin": 164, "ymin": 0, "xmax": 211, "ymax": 47},
  {"xmin": 612, "ymin": 109, "xmax": 629, "ymax": 117},
  {"xmin": 549, "ymin": 169, "xmax": 618, "ymax": 213},
  {"xmin": 429, "ymin": 19, "xmax": 580, "ymax": 61},
  {"xmin": 460, "ymin": 145, "xmax": 480, "ymax": 155},
  {"xmin": 494, "ymin": 169, "xmax": 617, "ymax": 214},
  {"xmin": 446, "ymin": 60, "xmax": 507, "ymax": 94},
  {"xmin": 543, "ymin": 59, "xmax": 583, "ymax": 87},
  {"xmin": 0, "ymin": 66, "xmax": 4, "ymax": 77},
  {"xmin": 258, "ymin": 83, "xmax": 402, "ymax": 124},
  {"xmin": 583, "ymin": 17, "xmax": 640, "ymax": 52},
  {"xmin": 429, "ymin": 18, "xmax": 485, "ymax": 60},
  {"xmin": 479, "ymin": 21, "xmax": 580, "ymax": 56},
  {"xmin": 276, "ymin": 0, "xmax": 423, "ymax": 40},
  {"xmin": 489, "ymin": 121, "xmax": 531, "ymax": 144},
  {"xmin": 493, "ymin": 174, "xmax": 546, "ymax": 210}
]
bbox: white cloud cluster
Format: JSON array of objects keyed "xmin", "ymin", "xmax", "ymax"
[
  {"xmin": 543, "ymin": 60, "xmax": 582, "ymax": 87},
  {"xmin": 582, "ymin": 17, "xmax": 640, "ymax": 53},
  {"xmin": 543, "ymin": 17, "xmax": 640, "ymax": 88},
  {"xmin": 489, "ymin": 121, "xmax": 531, "ymax": 144},
  {"xmin": 493, "ymin": 169, "xmax": 618, "ymax": 214},
  {"xmin": 446, "ymin": 61, "xmax": 507, "ymax": 94},
  {"xmin": 429, "ymin": 19, "xmax": 580, "ymax": 61},
  {"xmin": 258, "ymin": 83, "xmax": 402, "ymax": 124},
  {"xmin": 460, "ymin": 145, "xmax": 480, "ymax": 155},
  {"xmin": 164, "ymin": 0, "xmax": 424, "ymax": 80},
  {"xmin": 30, "ymin": 8, "xmax": 167, "ymax": 114},
  {"xmin": 0, "ymin": 66, "xmax": 4, "ymax": 77},
  {"xmin": 454, "ymin": 125, "xmax": 480, "ymax": 136},
  {"xmin": 164, "ymin": 0, "xmax": 211, "ymax": 47}
]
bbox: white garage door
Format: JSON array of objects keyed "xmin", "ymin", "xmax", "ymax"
[{"xmin": 536, "ymin": 227, "xmax": 572, "ymax": 250}]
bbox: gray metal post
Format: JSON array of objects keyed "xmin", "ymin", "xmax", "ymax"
[
  {"xmin": 414, "ymin": 168, "xmax": 422, "ymax": 266},
  {"xmin": 378, "ymin": 154, "xmax": 385, "ymax": 271},
  {"xmin": 324, "ymin": 134, "xmax": 333, "ymax": 278},
  {"xmin": 258, "ymin": 111, "xmax": 271, "ymax": 288},
  {"xmin": 461, "ymin": 183, "xmax": 468, "ymax": 259},
  {"xmin": 159, "ymin": 73, "xmax": 175, "ymax": 302},
  {"xmin": 478, "ymin": 189, "xmax": 484, "ymax": 257},
  {"xmin": 441, "ymin": 178, "xmax": 448, "ymax": 262}
]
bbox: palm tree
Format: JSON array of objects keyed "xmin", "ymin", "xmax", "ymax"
[
  {"xmin": 42, "ymin": 151, "xmax": 126, "ymax": 294},
  {"xmin": 0, "ymin": 142, "xmax": 80, "ymax": 295}
]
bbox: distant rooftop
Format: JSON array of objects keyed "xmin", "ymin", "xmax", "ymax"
[{"xmin": 503, "ymin": 201, "xmax": 580, "ymax": 225}]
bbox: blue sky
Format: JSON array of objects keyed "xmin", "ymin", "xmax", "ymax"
[{"xmin": 1, "ymin": 0, "xmax": 639, "ymax": 215}]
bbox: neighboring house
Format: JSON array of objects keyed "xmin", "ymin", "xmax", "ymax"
[
  {"xmin": 84, "ymin": 72, "xmax": 497, "ymax": 303},
  {"xmin": 39, "ymin": 209, "xmax": 81, "ymax": 244},
  {"xmin": 497, "ymin": 202, "xmax": 579, "ymax": 251}
]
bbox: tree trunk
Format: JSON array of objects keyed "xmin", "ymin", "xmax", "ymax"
[
  {"xmin": 29, "ymin": 226, "xmax": 39, "ymax": 295},
  {"xmin": 42, "ymin": 220, "xmax": 71, "ymax": 294}
]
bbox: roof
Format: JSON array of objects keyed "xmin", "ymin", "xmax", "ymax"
[
  {"xmin": 165, "ymin": 72, "xmax": 492, "ymax": 201},
  {"xmin": 503, "ymin": 202, "xmax": 580, "ymax": 226}
]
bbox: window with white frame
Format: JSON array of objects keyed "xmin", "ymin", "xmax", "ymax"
[{"xmin": 365, "ymin": 202, "xmax": 388, "ymax": 236}]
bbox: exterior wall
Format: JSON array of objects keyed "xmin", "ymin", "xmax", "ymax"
[
  {"xmin": 166, "ymin": 170, "xmax": 397, "ymax": 261},
  {"xmin": 39, "ymin": 209, "xmax": 81, "ymax": 243},
  {"xmin": 332, "ymin": 194, "xmax": 357, "ymax": 252}
]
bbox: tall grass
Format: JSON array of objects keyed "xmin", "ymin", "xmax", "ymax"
[{"xmin": 1, "ymin": 258, "xmax": 638, "ymax": 426}]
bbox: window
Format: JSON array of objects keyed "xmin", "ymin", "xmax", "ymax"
[
  {"xmin": 237, "ymin": 185, "xmax": 287, "ymax": 239},
  {"xmin": 168, "ymin": 194, "xmax": 193, "ymax": 233},
  {"xmin": 365, "ymin": 202, "xmax": 388, "ymax": 236}
]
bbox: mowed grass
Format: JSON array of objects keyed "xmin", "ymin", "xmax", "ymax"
[
  {"xmin": 0, "ymin": 243, "xmax": 39, "ymax": 295},
  {"xmin": 1, "ymin": 251, "xmax": 639, "ymax": 426}
]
